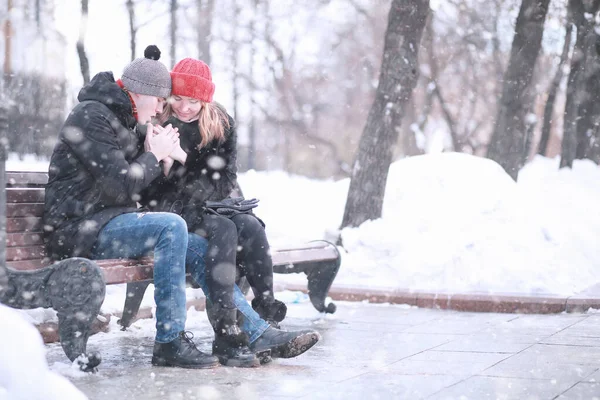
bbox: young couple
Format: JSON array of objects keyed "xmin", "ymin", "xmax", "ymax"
[{"xmin": 43, "ymin": 45, "xmax": 319, "ymax": 369}]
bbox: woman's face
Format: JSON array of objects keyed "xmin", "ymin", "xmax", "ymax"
[{"xmin": 170, "ymin": 95, "xmax": 202, "ymax": 122}]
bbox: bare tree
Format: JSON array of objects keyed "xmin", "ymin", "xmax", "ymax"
[
  {"xmin": 486, "ymin": 0, "xmax": 551, "ymax": 180},
  {"xmin": 35, "ymin": 0, "xmax": 41, "ymax": 29},
  {"xmin": 4, "ymin": 0, "xmax": 13, "ymax": 85},
  {"xmin": 229, "ymin": 0, "xmax": 240, "ymax": 122},
  {"xmin": 126, "ymin": 0, "xmax": 136, "ymax": 61},
  {"xmin": 247, "ymin": 0, "xmax": 260, "ymax": 170},
  {"xmin": 341, "ymin": 0, "xmax": 430, "ymax": 229},
  {"xmin": 573, "ymin": 0, "xmax": 600, "ymax": 163},
  {"xmin": 561, "ymin": 0, "xmax": 587, "ymax": 168},
  {"xmin": 538, "ymin": 6, "xmax": 572, "ymax": 156},
  {"xmin": 196, "ymin": 0, "xmax": 215, "ymax": 65},
  {"xmin": 76, "ymin": 0, "xmax": 90, "ymax": 85},
  {"xmin": 170, "ymin": 0, "xmax": 178, "ymax": 67}
]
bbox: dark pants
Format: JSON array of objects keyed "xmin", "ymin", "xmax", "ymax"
[{"xmin": 192, "ymin": 213, "xmax": 275, "ymax": 306}]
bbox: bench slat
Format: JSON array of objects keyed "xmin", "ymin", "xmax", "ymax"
[
  {"xmin": 7, "ymin": 217, "xmax": 43, "ymax": 233},
  {"xmin": 7, "ymin": 188, "xmax": 45, "ymax": 203},
  {"xmin": 7, "ymin": 245, "xmax": 47, "ymax": 262},
  {"xmin": 7, "ymin": 203, "xmax": 44, "ymax": 217},
  {"xmin": 100, "ymin": 264, "xmax": 154, "ymax": 284},
  {"xmin": 274, "ymin": 242, "xmax": 334, "ymax": 252},
  {"xmin": 7, "ymin": 259, "xmax": 52, "ymax": 270},
  {"xmin": 7, "ymin": 232, "xmax": 43, "ymax": 247},
  {"xmin": 7, "ymin": 259, "xmax": 154, "ymax": 285},
  {"xmin": 6, "ymin": 172, "xmax": 48, "ymax": 187},
  {"xmin": 272, "ymin": 246, "xmax": 338, "ymax": 266}
]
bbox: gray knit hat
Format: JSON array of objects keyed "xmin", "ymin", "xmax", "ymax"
[{"xmin": 121, "ymin": 45, "xmax": 171, "ymax": 98}]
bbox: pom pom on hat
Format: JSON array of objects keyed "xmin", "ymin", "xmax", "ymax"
[{"xmin": 144, "ymin": 45, "xmax": 161, "ymax": 61}]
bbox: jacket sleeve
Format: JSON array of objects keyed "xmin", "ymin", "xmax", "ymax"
[{"xmin": 63, "ymin": 104, "xmax": 162, "ymax": 205}]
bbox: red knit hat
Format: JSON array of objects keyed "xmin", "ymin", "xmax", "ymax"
[{"xmin": 170, "ymin": 58, "xmax": 215, "ymax": 103}]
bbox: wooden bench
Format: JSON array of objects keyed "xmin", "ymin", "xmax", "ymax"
[{"xmin": 2, "ymin": 170, "xmax": 340, "ymax": 368}]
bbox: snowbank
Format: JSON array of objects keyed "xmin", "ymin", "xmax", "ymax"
[
  {"xmin": 240, "ymin": 153, "xmax": 600, "ymax": 296},
  {"xmin": 0, "ymin": 304, "xmax": 87, "ymax": 400}
]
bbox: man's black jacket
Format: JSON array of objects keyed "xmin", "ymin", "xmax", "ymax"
[{"xmin": 43, "ymin": 72, "xmax": 162, "ymax": 260}]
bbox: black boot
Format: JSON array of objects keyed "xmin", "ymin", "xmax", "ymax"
[
  {"xmin": 152, "ymin": 331, "xmax": 220, "ymax": 369},
  {"xmin": 251, "ymin": 297, "xmax": 287, "ymax": 328},
  {"xmin": 213, "ymin": 308, "xmax": 260, "ymax": 368},
  {"xmin": 250, "ymin": 326, "xmax": 320, "ymax": 359}
]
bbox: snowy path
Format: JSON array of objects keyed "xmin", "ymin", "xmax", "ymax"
[{"xmin": 46, "ymin": 302, "xmax": 600, "ymax": 399}]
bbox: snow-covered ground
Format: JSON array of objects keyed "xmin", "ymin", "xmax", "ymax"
[
  {"xmin": 7, "ymin": 152, "xmax": 600, "ymax": 320},
  {"xmin": 0, "ymin": 304, "xmax": 87, "ymax": 399}
]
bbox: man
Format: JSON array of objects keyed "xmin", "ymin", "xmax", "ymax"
[{"xmin": 44, "ymin": 45, "xmax": 320, "ymax": 369}]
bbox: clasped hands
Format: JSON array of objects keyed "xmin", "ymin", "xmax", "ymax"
[{"xmin": 144, "ymin": 123, "xmax": 188, "ymax": 174}]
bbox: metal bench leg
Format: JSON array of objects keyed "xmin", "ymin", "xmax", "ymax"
[
  {"xmin": 47, "ymin": 258, "xmax": 106, "ymax": 372},
  {"xmin": 118, "ymin": 281, "xmax": 152, "ymax": 330},
  {"xmin": 306, "ymin": 257, "xmax": 340, "ymax": 314}
]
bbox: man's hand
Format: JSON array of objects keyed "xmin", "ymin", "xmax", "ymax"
[{"xmin": 144, "ymin": 123, "xmax": 179, "ymax": 161}]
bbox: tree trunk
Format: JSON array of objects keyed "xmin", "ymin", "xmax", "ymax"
[
  {"xmin": 340, "ymin": 0, "xmax": 430, "ymax": 229},
  {"xmin": 538, "ymin": 9, "xmax": 572, "ymax": 156},
  {"xmin": 247, "ymin": 0, "xmax": 259, "ymax": 170},
  {"xmin": 76, "ymin": 0, "xmax": 90, "ymax": 85},
  {"xmin": 230, "ymin": 0, "xmax": 240, "ymax": 122},
  {"xmin": 486, "ymin": 0, "xmax": 550, "ymax": 180},
  {"xmin": 574, "ymin": 1, "xmax": 600, "ymax": 162},
  {"xmin": 170, "ymin": 0, "xmax": 178, "ymax": 68},
  {"xmin": 561, "ymin": 0, "xmax": 586, "ymax": 168},
  {"xmin": 35, "ymin": 0, "xmax": 41, "ymax": 29},
  {"xmin": 196, "ymin": 0, "xmax": 214, "ymax": 65},
  {"xmin": 126, "ymin": 0, "xmax": 136, "ymax": 61},
  {"xmin": 4, "ymin": 0, "xmax": 13, "ymax": 85}
]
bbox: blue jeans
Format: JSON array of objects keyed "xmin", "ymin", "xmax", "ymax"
[{"xmin": 92, "ymin": 212, "xmax": 268, "ymax": 343}]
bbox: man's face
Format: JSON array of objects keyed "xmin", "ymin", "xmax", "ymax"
[{"xmin": 131, "ymin": 93, "xmax": 165, "ymax": 124}]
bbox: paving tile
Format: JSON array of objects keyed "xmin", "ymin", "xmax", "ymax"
[
  {"xmin": 331, "ymin": 303, "xmax": 442, "ymax": 326},
  {"xmin": 540, "ymin": 333, "xmax": 600, "ymax": 347},
  {"xmin": 434, "ymin": 335, "xmax": 536, "ymax": 354},
  {"xmin": 513, "ymin": 344, "xmax": 600, "ymax": 366},
  {"xmin": 303, "ymin": 372, "xmax": 467, "ymax": 400},
  {"xmin": 556, "ymin": 382, "xmax": 600, "ymax": 400},
  {"xmin": 426, "ymin": 376, "xmax": 574, "ymax": 400},
  {"xmin": 584, "ymin": 368, "xmax": 600, "ymax": 383},
  {"xmin": 401, "ymin": 350, "xmax": 512, "ymax": 365},
  {"xmin": 387, "ymin": 359, "xmax": 503, "ymax": 376},
  {"xmin": 388, "ymin": 351, "xmax": 511, "ymax": 376},
  {"xmin": 481, "ymin": 360, "xmax": 597, "ymax": 382},
  {"xmin": 401, "ymin": 320, "xmax": 493, "ymax": 335}
]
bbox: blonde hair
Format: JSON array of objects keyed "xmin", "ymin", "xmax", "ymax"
[{"xmin": 159, "ymin": 100, "xmax": 230, "ymax": 149}]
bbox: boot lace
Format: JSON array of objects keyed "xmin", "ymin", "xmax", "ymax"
[{"xmin": 180, "ymin": 331, "xmax": 200, "ymax": 351}]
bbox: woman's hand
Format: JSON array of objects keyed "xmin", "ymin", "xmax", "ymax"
[
  {"xmin": 170, "ymin": 146, "xmax": 188, "ymax": 164},
  {"xmin": 162, "ymin": 156, "xmax": 175, "ymax": 176}
]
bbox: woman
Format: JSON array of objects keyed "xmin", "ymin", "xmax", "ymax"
[{"xmin": 142, "ymin": 58, "xmax": 298, "ymax": 365}]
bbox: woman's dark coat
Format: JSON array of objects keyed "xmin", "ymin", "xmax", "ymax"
[{"xmin": 141, "ymin": 112, "xmax": 237, "ymax": 230}]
